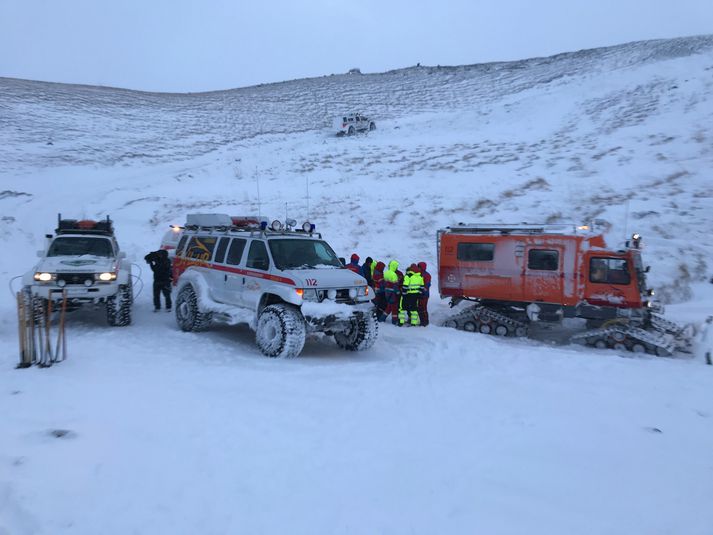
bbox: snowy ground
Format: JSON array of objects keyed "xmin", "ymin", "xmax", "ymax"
[{"xmin": 1, "ymin": 36, "xmax": 713, "ymax": 534}]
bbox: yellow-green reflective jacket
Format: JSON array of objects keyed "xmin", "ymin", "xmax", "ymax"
[{"xmin": 404, "ymin": 271, "xmax": 424, "ymax": 294}]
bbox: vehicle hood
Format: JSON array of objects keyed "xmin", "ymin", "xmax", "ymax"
[
  {"xmin": 36, "ymin": 256, "xmax": 117, "ymax": 273},
  {"xmin": 284, "ymin": 267, "xmax": 366, "ymax": 288}
]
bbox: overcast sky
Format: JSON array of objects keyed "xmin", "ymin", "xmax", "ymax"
[{"xmin": 1, "ymin": 0, "xmax": 711, "ymax": 93}]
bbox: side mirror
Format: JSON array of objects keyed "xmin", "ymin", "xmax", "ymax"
[
  {"xmin": 37, "ymin": 250, "xmax": 45, "ymax": 257},
  {"xmin": 119, "ymin": 252, "xmax": 127, "ymax": 259},
  {"xmin": 645, "ymin": 266, "xmax": 651, "ymax": 273}
]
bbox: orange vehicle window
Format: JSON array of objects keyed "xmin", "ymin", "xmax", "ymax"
[
  {"xmin": 185, "ymin": 236, "xmax": 217, "ymax": 262},
  {"xmin": 589, "ymin": 257, "xmax": 631, "ymax": 285},
  {"xmin": 528, "ymin": 249, "xmax": 558, "ymax": 271},
  {"xmin": 457, "ymin": 242, "xmax": 494, "ymax": 261}
]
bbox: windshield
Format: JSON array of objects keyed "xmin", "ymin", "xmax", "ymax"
[
  {"xmin": 268, "ymin": 239, "xmax": 342, "ymax": 270},
  {"xmin": 47, "ymin": 237, "xmax": 114, "ymax": 257}
]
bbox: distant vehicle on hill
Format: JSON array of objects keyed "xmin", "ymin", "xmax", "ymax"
[{"xmin": 333, "ymin": 113, "xmax": 376, "ymax": 136}]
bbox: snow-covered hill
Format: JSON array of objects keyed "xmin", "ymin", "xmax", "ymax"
[{"xmin": 1, "ymin": 36, "xmax": 713, "ymax": 535}]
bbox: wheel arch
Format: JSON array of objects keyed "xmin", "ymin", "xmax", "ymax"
[
  {"xmin": 258, "ymin": 292, "xmax": 289, "ymax": 315},
  {"xmin": 176, "ymin": 270, "xmax": 210, "ymax": 304}
]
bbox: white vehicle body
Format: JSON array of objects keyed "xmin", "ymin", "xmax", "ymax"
[
  {"xmin": 172, "ymin": 214, "xmax": 378, "ymax": 358},
  {"xmin": 333, "ymin": 113, "xmax": 376, "ymax": 136},
  {"xmin": 22, "ymin": 217, "xmax": 133, "ymax": 326},
  {"xmin": 160, "ymin": 226, "xmax": 183, "ymax": 257}
]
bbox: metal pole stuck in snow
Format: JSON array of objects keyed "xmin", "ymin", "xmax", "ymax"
[{"xmin": 17, "ymin": 292, "xmax": 31, "ymax": 368}]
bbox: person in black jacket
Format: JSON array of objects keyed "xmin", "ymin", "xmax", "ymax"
[{"xmin": 144, "ymin": 249, "xmax": 172, "ymax": 312}]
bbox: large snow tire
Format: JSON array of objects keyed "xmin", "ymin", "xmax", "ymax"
[
  {"xmin": 106, "ymin": 283, "xmax": 132, "ymax": 327},
  {"xmin": 334, "ymin": 310, "xmax": 378, "ymax": 351},
  {"xmin": 256, "ymin": 304, "xmax": 306, "ymax": 358},
  {"xmin": 175, "ymin": 284, "xmax": 212, "ymax": 332}
]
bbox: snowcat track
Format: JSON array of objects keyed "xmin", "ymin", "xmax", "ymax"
[
  {"xmin": 444, "ymin": 305, "xmax": 528, "ymax": 337},
  {"xmin": 570, "ymin": 325, "xmax": 677, "ymax": 356},
  {"xmin": 650, "ymin": 313, "xmax": 693, "ymax": 353},
  {"xmin": 444, "ymin": 305, "xmax": 688, "ymax": 357}
]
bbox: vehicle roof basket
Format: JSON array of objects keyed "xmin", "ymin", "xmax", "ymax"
[
  {"xmin": 55, "ymin": 214, "xmax": 114, "ymax": 236},
  {"xmin": 444, "ymin": 223, "xmax": 596, "ymax": 236},
  {"xmin": 181, "ymin": 213, "xmax": 322, "ymax": 239}
]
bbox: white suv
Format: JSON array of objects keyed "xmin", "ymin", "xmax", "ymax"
[
  {"xmin": 22, "ymin": 215, "xmax": 133, "ymax": 326},
  {"xmin": 171, "ymin": 214, "xmax": 378, "ymax": 358},
  {"xmin": 333, "ymin": 113, "xmax": 376, "ymax": 136}
]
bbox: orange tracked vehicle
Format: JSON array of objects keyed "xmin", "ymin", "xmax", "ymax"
[{"xmin": 438, "ymin": 223, "xmax": 691, "ymax": 355}]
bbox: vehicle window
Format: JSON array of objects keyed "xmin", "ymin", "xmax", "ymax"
[
  {"xmin": 47, "ymin": 237, "xmax": 113, "ymax": 257},
  {"xmin": 528, "ymin": 249, "xmax": 559, "ymax": 271},
  {"xmin": 457, "ymin": 242, "xmax": 494, "ymax": 262},
  {"xmin": 246, "ymin": 240, "xmax": 270, "ymax": 271},
  {"xmin": 590, "ymin": 257, "xmax": 631, "ymax": 285},
  {"xmin": 185, "ymin": 236, "xmax": 217, "ymax": 261},
  {"xmin": 268, "ymin": 239, "xmax": 342, "ymax": 270},
  {"xmin": 214, "ymin": 237, "xmax": 230, "ymax": 264},
  {"xmin": 176, "ymin": 236, "xmax": 188, "ymax": 257},
  {"xmin": 226, "ymin": 238, "xmax": 247, "ymax": 265}
]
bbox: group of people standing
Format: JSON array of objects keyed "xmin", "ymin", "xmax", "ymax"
[{"xmin": 346, "ymin": 253, "xmax": 431, "ymax": 327}]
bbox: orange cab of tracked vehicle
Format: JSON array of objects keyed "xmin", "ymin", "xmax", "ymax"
[{"xmin": 437, "ymin": 223, "xmax": 650, "ymax": 317}]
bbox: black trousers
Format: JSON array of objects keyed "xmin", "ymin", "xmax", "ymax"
[{"xmin": 153, "ymin": 281, "xmax": 172, "ymax": 310}]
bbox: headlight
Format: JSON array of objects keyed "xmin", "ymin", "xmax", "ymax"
[
  {"xmin": 301, "ymin": 288, "xmax": 319, "ymax": 302},
  {"xmin": 34, "ymin": 272, "xmax": 55, "ymax": 282},
  {"xmin": 95, "ymin": 272, "xmax": 117, "ymax": 282}
]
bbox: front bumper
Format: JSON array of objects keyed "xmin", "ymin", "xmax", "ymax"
[
  {"xmin": 303, "ymin": 303, "xmax": 374, "ymax": 333},
  {"xmin": 29, "ymin": 283, "xmax": 119, "ymax": 301}
]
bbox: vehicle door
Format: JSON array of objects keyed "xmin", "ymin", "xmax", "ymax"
[
  {"xmin": 222, "ymin": 237, "xmax": 248, "ymax": 306},
  {"xmin": 583, "ymin": 253, "xmax": 638, "ymax": 308},
  {"xmin": 522, "ymin": 247, "xmax": 564, "ymax": 305},
  {"xmin": 207, "ymin": 236, "xmax": 230, "ymax": 302},
  {"xmin": 242, "ymin": 239, "xmax": 272, "ymax": 311}
]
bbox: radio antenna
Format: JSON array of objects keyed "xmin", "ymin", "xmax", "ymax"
[
  {"xmin": 306, "ymin": 176, "xmax": 310, "ymax": 221},
  {"xmin": 255, "ymin": 166, "xmax": 262, "ymax": 220},
  {"xmin": 623, "ymin": 199, "xmax": 630, "ymax": 242}
]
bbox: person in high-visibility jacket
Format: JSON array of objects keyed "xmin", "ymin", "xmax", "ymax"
[
  {"xmin": 383, "ymin": 260, "xmax": 401, "ymax": 325},
  {"xmin": 399, "ymin": 264, "xmax": 425, "ymax": 326}
]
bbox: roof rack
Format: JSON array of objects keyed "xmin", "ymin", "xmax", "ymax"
[
  {"xmin": 444, "ymin": 223, "xmax": 596, "ymax": 236},
  {"xmin": 180, "ymin": 213, "xmax": 322, "ymax": 239},
  {"xmin": 181, "ymin": 225, "xmax": 322, "ymax": 240},
  {"xmin": 55, "ymin": 214, "xmax": 114, "ymax": 236}
]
